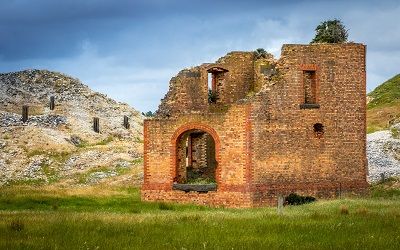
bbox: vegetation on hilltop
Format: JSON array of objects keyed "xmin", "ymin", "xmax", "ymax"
[
  {"xmin": 368, "ymin": 74, "xmax": 400, "ymax": 108},
  {"xmin": 367, "ymin": 74, "xmax": 400, "ymax": 133}
]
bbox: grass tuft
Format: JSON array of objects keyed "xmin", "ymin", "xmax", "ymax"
[
  {"xmin": 158, "ymin": 202, "xmax": 174, "ymax": 211},
  {"xmin": 8, "ymin": 219, "xmax": 24, "ymax": 232},
  {"xmin": 355, "ymin": 207, "xmax": 368, "ymax": 215},
  {"xmin": 94, "ymin": 136, "xmax": 114, "ymax": 146},
  {"xmin": 391, "ymin": 127, "xmax": 400, "ymax": 139},
  {"xmin": 339, "ymin": 205, "xmax": 349, "ymax": 215}
]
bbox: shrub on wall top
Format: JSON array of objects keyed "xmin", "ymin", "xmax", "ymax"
[{"xmin": 311, "ymin": 19, "xmax": 348, "ymax": 44}]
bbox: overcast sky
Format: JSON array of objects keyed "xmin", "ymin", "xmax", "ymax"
[{"xmin": 1, "ymin": 0, "xmax": 399, "ymax": 112}]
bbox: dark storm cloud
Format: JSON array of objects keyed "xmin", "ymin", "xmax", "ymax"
[
  {"xmin": 0, "ymin": 0, "xmax": 295, "ymax": 61},
  {"xmin": 0, "ymin": 0, "xmax": 399, "ymax": 111},
  {"xmin": 0, "ymin": 0, "xmax": 154, "ymax": 60}
]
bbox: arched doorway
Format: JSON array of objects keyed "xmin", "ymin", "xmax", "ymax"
[{"xmin": 175, "ymin": 129, "xmax": 217, "ymax": 184}]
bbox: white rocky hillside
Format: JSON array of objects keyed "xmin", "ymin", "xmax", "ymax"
[
  {"xmin": 0, "ymin": 70, "xmax": 144, "ymax": 186},
  {"xmin": 367, "ymin": 123, "xmax": 400, "ymax": 182}
]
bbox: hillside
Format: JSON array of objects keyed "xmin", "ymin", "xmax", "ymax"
[
  {"xmin": 367, "ymin": 74, "xmax": 400, "ymax": 181},
  {"xmin": 2, "ymin": 70, "xmax": 400, "ymax": 186},
  {"xmin": 367, "ymin": 74, "xmax": 400, "ymax": 133},
  {"xmin": 0, "ymin": 70, "xmax": 144, "ymax": 186}
]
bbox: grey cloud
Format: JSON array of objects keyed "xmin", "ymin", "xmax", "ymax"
[{"xmin": 0, "ymin": 0, "xmax": 399, "ymax": 111}]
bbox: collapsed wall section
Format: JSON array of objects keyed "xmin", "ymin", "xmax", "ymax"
[
  {"xmin": 211, "ymin": 52, "xmax": 255, "ymax": 104},
  {"xmin": 156, "ymin": 52, "xmax": 256, "ymax": 117},
  {"xmin": 156, "ymin": 67, "xmax": 207, "ymax": 117}
]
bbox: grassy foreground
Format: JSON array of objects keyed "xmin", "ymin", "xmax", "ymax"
[{"xmin": 1, "ymin": 184, "xmax": 400, "ymax": 249}]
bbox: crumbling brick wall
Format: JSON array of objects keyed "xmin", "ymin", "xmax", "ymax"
[
  {"xmin": 249, "ymin": 44, "xmax": 367, "ymax": 205},
  {"xmin": 143, "ymin": 43, "xmax": 368, "ymax": 207},
  {"xmin": 157, "ymin": 67, "xmax": 207, "ymax": 117},
  {"xmin": 157, "ymin": 52, "xmax": 255, "ymax": 117},
  {"xmin": 210, "ymin": 52, "xmax": 255, "ymax": 104}
]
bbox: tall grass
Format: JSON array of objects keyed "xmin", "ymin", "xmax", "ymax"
[
  {"xmin": 0, "ymin": 186, "xmax": 210, "ymax": 213},
  {"xmin": 1, "ymin": 185, "xmax": 400, "ymax": 249}
]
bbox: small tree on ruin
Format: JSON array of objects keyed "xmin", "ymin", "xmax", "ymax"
[{"xmin": 311, "ymin": 19, "xmax": 348, "ymax": 44}]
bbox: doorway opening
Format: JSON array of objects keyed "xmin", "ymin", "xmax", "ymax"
[{"xmin": 175, "ymin": 129, "xmax": 217, "ymax": 184}]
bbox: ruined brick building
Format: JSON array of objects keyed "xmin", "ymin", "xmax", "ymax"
[{"xmin": 142, "ymin": 43, "xmax": 368, "ymax": 207}]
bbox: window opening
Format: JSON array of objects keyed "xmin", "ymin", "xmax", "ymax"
[
  {"xmin": 313, "ymin": 123, "xmax": 324, "ymax": 138},
  {"xmin": 208, "ymin": 73, "xmax": 217, "ymax": 103},
  {"xmin": 207, "ymin": 67, "xmax": 228, "ymax": 104},
  {"xmin": 175, "ymin": 129, "xmax": 217, "ymax": 185},
  {"xmin": 303, "ymin": 70, "xmax": 317, "ymax": 104}
]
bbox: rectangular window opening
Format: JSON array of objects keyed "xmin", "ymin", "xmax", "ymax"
[
  {"xmin": 207, "ymin": 73, "xmax": 213, "ymax": 91},
  {"xmin": 303, "ymin": 70, "xmax": 317, "ymax": 104},
  {"xmin": 208, "ymin": 72, "xmax": 217, "ymax": 103}
]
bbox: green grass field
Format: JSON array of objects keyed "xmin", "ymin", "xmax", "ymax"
[{"xmin": 1, "ymin": 182, "xmax": 400, "ymax": 250}]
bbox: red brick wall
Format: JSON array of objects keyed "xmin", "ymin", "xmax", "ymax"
[
  {"xmin": 142, "ymin": 105, "xmax": 252, "ymax": 204},
  {"xmin": 144, "ymin": 43, "xmax": 368, "ymax": 207},
  {"xmin": 210, "ymin": 52, "xmax": 255, "ymax": 104},
  {"xmin": 142, "ymin": 189, "xmax": 253, "ymax": 207},
  {"xmin": 250, "ymin": 44, "xmax": 368, "ymax": 204}
]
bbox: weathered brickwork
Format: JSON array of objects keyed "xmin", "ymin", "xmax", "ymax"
[{"xmin": 143, "ymin": 43, "xmax": 368, "ymax": 207}]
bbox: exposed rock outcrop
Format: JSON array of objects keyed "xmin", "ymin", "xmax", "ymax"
[
  {"xmin": 367, "ymin": 126, "xmax": 400, "ymax": 182},
  {"xmin": 0, "ymin": 70, "xmax": 144, "ymax": 186}
]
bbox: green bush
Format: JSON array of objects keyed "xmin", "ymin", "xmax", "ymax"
[
  {"xmin": 285, "ymin": 193, "xmax": 316, "ymax": 205},
  {"xmin": 311, "ymin": 19, "xmax": 348, "ymax": 44},
  {"xmin": 208, "ymin": 89, "xmax": 218, "ymax": 103},
  {"xmin": 254, "ymin": 48, "xmax": 268, "ymax": 59},
  {"xmin": 391, "ymin": 127, "xmax": 400, "ymax": 139}
]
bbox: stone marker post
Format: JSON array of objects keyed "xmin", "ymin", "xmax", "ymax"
[
  {"xmin": 50, "ymin": 96, "xmax": 55, "ymax": 110},
  {"xmin": 123, "ymin": 115, "xmax": 130, "ymax": 129},
  {"xmin": 277, "ymin": 194, "xmax": 284, "ymax": 215},
  {"xmin": 93, "ymin": 117, "xmax": 100, "ymax": 133},
  {"xmin": 22, "ymin": 105, "xmax": 29, "ymax": 123}
]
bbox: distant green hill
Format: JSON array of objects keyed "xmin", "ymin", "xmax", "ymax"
[{"xmin": 367, "ymin": 74, "xmax": 400, "ymax": 133}]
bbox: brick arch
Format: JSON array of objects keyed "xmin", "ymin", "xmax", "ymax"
[{"xmin": 170, "ymin": 123, "xmax": 221, "ymax": 187}]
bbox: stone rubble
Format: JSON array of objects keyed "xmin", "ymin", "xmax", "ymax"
[
  {"xmin": 0, "ymin": 111, "xmax": 66, "ymax": 127},
  {"xmin": 21, "ymin": 155, "xmax": 49, "ymax": 181},
  {"xmin": 0, "ymin": 140, "xmax": 6, "ymax": 149},
  {"xmin": 367, "ymin": 128, "xmax": 400, "ymax": 182}
]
